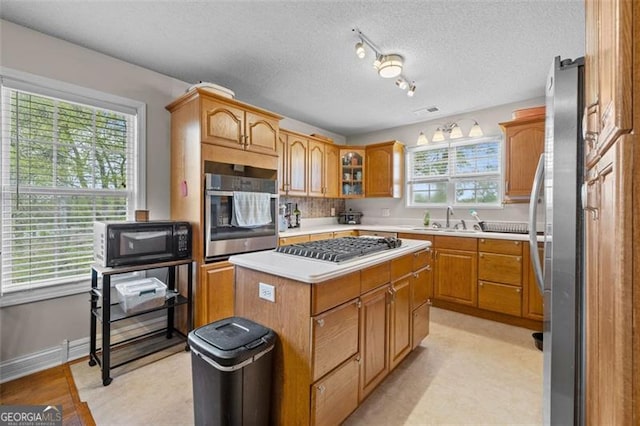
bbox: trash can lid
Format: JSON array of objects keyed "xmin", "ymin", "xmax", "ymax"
[{"xmin": 193, "ymin": 316, "xmax": 271, "ymax": 351}]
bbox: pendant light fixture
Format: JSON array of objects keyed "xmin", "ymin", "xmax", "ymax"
[
  {"xmin": 416, "ymin": 119, "xmax": 484, "ymax": 145},
  {"xmin": 352, "ymin": 28, "xmax": 416, "ymax": 96}
]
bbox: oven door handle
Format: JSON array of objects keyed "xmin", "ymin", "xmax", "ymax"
[{"xmin": 206, "ymin": 190, "xmax": 278, "ymax": 198}]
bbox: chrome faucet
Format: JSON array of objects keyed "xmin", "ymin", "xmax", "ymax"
[{"xmin": 446, "ymin": 206, "xmax": 454, "ymax": 228}]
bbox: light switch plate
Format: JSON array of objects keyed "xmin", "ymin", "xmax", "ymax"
[{"xmin": 259, "ymin": 282, "xmax": 275, "ymax": 302}]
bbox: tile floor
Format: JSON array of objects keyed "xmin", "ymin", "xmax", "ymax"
[{"xmin": 71, "ymin": 307, "xmax": 542, "ymax": 425}]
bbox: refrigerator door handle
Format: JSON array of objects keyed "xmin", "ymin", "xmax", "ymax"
[{"xmin": 528, "ymin": 154, "xmax": 545, "ymax": 294}]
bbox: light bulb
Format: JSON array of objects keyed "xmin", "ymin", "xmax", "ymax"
[
  {"xmin": 395, "ymin": 78, "xmax": 408, "ymax": 90},
  {"xmin": 407, "ymin": 83, "xmax": 416, "ymax": 97},
  {"xmin": 372, "ymin": 54, "xmax": 383, "ymax": 69},
  {"xmin": 432, "ymin": 128, "xmax": 445, "ymax": 142},
  {"xmin": 417, "ymin": 132, "xmax": 428, "ymax": 145},
  {"xmin": 469, "ymin": 121, "xmax": 484, "ymax": 137},
  {"xmin": 355, "ymin": 41, "xmax": 366, "ymax": 59},
  {"xmin": 449, "ymin": 123, "xmax": 463, "ymax": 139}
]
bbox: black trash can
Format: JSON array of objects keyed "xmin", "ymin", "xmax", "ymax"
[{"xmin": 188, "ymin": 316, "xmax": 276, "ymax": 426}]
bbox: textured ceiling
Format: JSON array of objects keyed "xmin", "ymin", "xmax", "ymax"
[{"xmin": 0, "ymin": 0, "xmax": 585, "ymax": 136}]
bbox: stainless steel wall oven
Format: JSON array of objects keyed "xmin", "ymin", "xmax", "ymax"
[{"xmin": 204, "ymin": 173, "xmax": 278, "ymax": 261}]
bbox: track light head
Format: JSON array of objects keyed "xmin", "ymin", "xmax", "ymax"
[
  {"xmin": 355, "ymin": 41, "xmax": 366, "ymax": 59},
  {"xmin": 407, "ymin": 82, "xmax": 416, "ymax": 97}
]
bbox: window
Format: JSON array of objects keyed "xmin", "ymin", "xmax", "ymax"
[
  {"xmin": 406, "ymin": 137, "xmax": 502, "ymax": 207},
  {"xmin": 1, "ymin": 71, "xmax": 145, "ymax": 300}
]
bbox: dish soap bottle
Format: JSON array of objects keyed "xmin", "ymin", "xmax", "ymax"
[
  {"xmin": 293, "ymin": 204, "xmax": 301, "ymax": 228},
  {"xmin": 423, "ymin": 210, "xmax": 430, "ymax": 226}
]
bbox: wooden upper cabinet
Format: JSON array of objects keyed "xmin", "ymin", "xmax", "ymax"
[
  {"xmin": 201, "ymin": 98, "xmax": 244, "ymax": 149},
  {"xmin": 324, "ymin": 143, "xmax": 340, "ymax": 198},
  {"xmin": 245, "ymin": 111, "xmax": 279, "ymax": 155},
  {"xmin": 591, "ymin": 0, "xmax": 632, "ymax": 155},
  {"xmin": 365, "ymin": 141, "xmax": 404, "ymax": 198},
  {"xmin": 199, "ymin": 93, "xmax": 280, "ymax": 156},
  {"xmin": 287, "ymin": 134, "xmax": 309, "ymax": 196},
  {"xmin": 276, "ymin": 131, "xmax": 288, "ymax": 194},
  {"xmin": 308, "ymin": 140, "xmax": 325, "ymax": 197},
  {"xmin": 500, "ymin": 114, "xmax": 545, "ymax": 202},
  {"xmin": 584, "ymin": 0, "xmax": 600, "ymax": 167}
]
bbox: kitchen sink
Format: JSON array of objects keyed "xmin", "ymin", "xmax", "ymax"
[{"xmin": 410, "ymin": 227, "xmax": 479, "ymax": 233}]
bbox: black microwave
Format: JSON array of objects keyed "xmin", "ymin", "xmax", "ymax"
[{"xmin": 93, "ymin": 221, "xmax": 192, "ymax": 267}]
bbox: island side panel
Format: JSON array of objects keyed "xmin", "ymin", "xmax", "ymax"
[{"xmin": 235, "ymin": 266, "xmax": 313, "ymax": 425}]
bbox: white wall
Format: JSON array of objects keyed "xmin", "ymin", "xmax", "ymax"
[
  {"xmin": 344, "ymin": 99, "xmax": 546, "ymax": 226},
  {"xmin": 0, "ymin": 20, "xmax": 341, "ymax": 366}
]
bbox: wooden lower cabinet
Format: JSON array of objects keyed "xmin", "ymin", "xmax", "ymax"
[
  {"xmin": 235, "ymin": 247, "xmax": 431, "ymax": 424},
  {"xmin": 311, "ymin": 299, "xmax": 359, "ymax": 382},
  {"xmin": 333, "ymin": 229, "xmax": 358, "ymax": 239},
  {"xmin": 311, "ymin": 356, "xmax": 360, "ymax": 426},
  {"xmin": 278, "ymin": 234, "xmax": 310, "ymax": 246},
  {"xmin": 309, "ymin": 232, "xmax": 334, "ymax": 242},
  {"xmin": 478, "ymin": 280, "xmax": 522, "ymax": 317},
  {"xmin": 389, "ymin": 275, "xmax": 412, "ymax": 370},
  {"xmin": 359, "ymin": 285, "xmax": 389, "ymax": 400},
  {"xmin": 434, "ymin": 248, "xmax": 478, "ymax": 306},
  {"xmin": 197, "ymin": 261, "xmax": 234, "ymax": 327},
  {"xmin": 523, "ymin": 244, "xmax": 544, "ymax": 320},
  {"xmin": 412, "ymin": 302, "xmax": 430, "ymax": 350}
]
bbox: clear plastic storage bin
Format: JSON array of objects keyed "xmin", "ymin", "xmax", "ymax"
[{"xmin": 115, "ymin": 277, "xmax": 167, "ymax": 313}]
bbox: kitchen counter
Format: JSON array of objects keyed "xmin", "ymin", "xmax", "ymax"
[
  {"xmin": 278, "ymin": 223, "xmax": 543, "ymax": 242},
  {"xmin": 229, "ymin": 237, "xmax": 431, "ymax": 283}
]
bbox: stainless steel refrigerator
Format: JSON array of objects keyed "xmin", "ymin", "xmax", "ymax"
[{"xmin": 528, "ymin": 56, "xmax": 585, "ymax": 425}]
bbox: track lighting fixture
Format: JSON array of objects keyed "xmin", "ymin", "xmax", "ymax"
[
  {"xmin": 355, "ymin": 41, "xmax": 366, "ymax": 59},
  {"xmin": 416, "ymin": 119, "xmax": 484, "ymax": 145},
  {"xmin": 352, "ymin": 28, "xmax": 416, "ymax": 96}
]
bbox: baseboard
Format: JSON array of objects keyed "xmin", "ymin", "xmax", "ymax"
[{"xmin": 0, "ymin": 316, "xmax": 166, "ymax": 383}]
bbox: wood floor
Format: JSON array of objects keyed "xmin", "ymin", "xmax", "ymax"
[{"xmin": 0, "ymin": 361, "xmax": 95, "ymax": 426}]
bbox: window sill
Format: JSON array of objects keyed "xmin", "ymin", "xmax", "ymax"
[
  {"xmin": 0, "ymin": 272, "xmax": 142, "ymax": 308},
  {"xmin": 0, "ymin": 280, "xmax": 91, "ymax": 308}
]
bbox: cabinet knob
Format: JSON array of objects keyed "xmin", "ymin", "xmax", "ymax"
[
  {"xmin": 413, "ymin": 272, "xmax": 419, "ymax": 278},
  {"xmin": 316, "ymin": 318, "xmax": 325, "ymax": 327},
  {"xmin": 516, "ymin": 288, "xmax": 521, "ymax": 293},
  {"xmin": 356, "ymin": 299, "xmax": 362, "ymax": 309},
  {"xmin": 479, "ymin": 253, "xmax": 484, "ymax": 258},
  {"xmin": 479, "ymin": 282, "xmax": 484, "ymax": 287},
  {"xmin": 317, "ymin": 385, "xmax": 326, "ymax": 394},
  {"xmin": 480, "ymin": 239, "xmax": 485, "ymax": 243},
  {"xmin": 517, "ymin": 256, "xmax": 522, "ymax": 262},
  {"xmin": 514, "ymin": 241, "xmax": 520, "ymax": 246}
]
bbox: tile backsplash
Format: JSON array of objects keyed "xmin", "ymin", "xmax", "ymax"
[{"xmin": 280, "ymin": 197, "xmax": 345, "ymax": 218}]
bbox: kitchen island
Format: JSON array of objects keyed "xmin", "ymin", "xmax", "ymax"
[{"xmin": 229, "ymin": 237, "xmax": 432, "ymax": 425}]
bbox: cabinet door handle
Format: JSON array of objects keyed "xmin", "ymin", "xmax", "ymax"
[
  {"xmin": 514, "ymin": 241, "xmax": 520, "ymax": 246},
  {"xmin": 479, "ymin": 253, "xmax": 484, "ymax": 258},
  {"xmin": 426, "ymin": 265, "xmax": 431, "ymax": 271},
  {"xmin": 316, "ymin": 318, "xmax": 325, "ymax": 327},
  {"xmin": 356, "ymin": 299, "xmax": 362, "ymax": 309},
  {"xmin": 317, "ymin": 385, "xmax": 326, "ymax": 394},
  {"xmin": 413, "ymin": 272, "xmax": 419, "ymax": 278}
]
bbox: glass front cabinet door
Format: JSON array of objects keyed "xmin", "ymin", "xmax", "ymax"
[{"xmin": 340, "ymin": 149, "xmax": 365, "ymax": 198}]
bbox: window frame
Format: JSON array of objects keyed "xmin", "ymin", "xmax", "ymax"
[
  {"xmin": 0, "ymin": 67, "xmax": 146, "ymax": 307},
  {"xmin": 405, "ymin": 135, "xmax": 503, "ymax": 209}
]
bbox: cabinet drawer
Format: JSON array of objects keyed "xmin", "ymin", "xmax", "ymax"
[
  {"xmin": 478, "ymin": 281, "xmax": 522, "ymax": 317},
  {"xmin": 478, "ymin": 252, "xmax": 522, "ymax": 285},
  {"xmin": 333, "ymin": 230, "xmax": 357, "ymax": 239},
  {"xmin": 411, "ymin": 267, "xmax": 431, "ymax": 307},
  {"xmin": 311, "ymin": 356, "xmax": 360, "ymax": 426},
  {"xmin": 361, "ymin": 262, "xmax": 390, "ymax": 293},
  {"xmin": 279, "ymin": 234, "xmax": 310, "ymax": 246},
  {"xmin": 478, "ymin": 238, "xmax": 523, "ymax": 255},
  {"xmin": 411, "ymin": 248, "xmax": 432, "ymax": 270},
  {"xmin": 312, "ymin": 271, "xmax": 360, "ymax": 315},
  {"xmin": 309, "ymin": 232, "xmax": 334, "ymax": 241},
  {"xmin": 412, "ymin": 302, "xmax": 430, "ymax": 350},
  {"xmin": 434, "ymin": 235, "xmax": 477, "ymax": 251},
  {"xmin": 312, "ymin": 299, "xmax": 360, "ymax": 382},
  {"xmin": 391, "ymin": 253, "xmax": 413, "ymax": 281}
]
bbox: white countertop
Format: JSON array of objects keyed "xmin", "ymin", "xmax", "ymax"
[
  {"xmin": 229, "ymin": 238, "xmax": 431, "ymax": 283},
  {"xmin": 278, "ymin": 223, "xmax": 543, "ymax": 242}
]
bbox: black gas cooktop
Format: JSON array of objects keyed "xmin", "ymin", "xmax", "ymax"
[{"xmin": 275, "ymin": 236, "xmax": 402, "ymax": 263}]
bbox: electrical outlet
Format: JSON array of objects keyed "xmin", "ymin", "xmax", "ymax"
[
  {"xmin": 381, "ymin": 208, "xmax": 390, "ymax": 217},
  {"xmin": 259, "ymin": 282, "xmax": 275, "ymax": 302}
]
